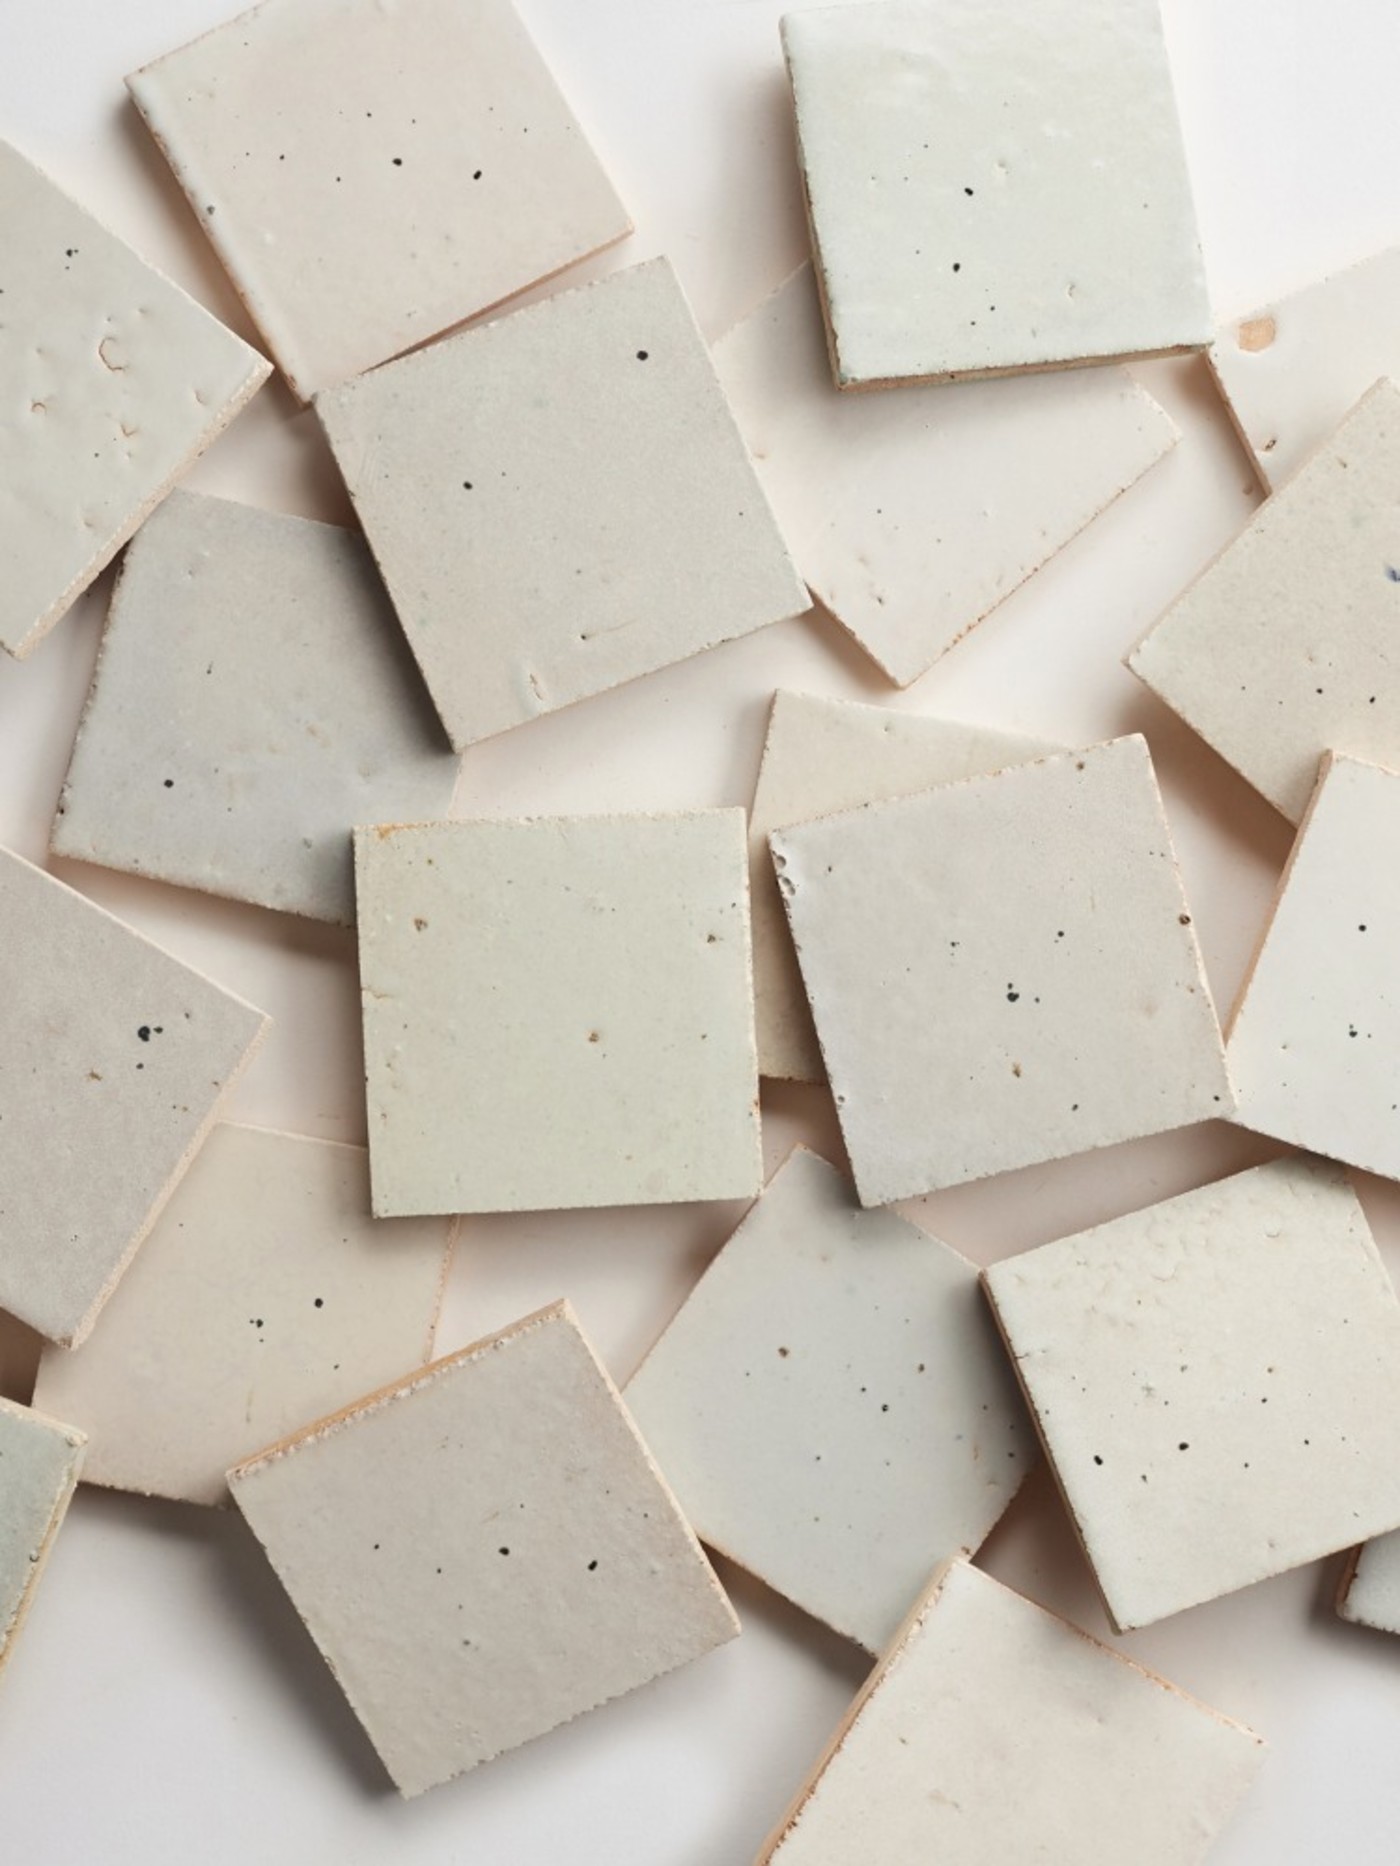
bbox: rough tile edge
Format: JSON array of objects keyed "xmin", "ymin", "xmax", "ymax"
[
  {"xmin": 125, "ymin": 15, "xmax": 636, "ymax": 405},
  {"xmin": 753, "ymin": 1557, "xmax": 1265, "ymax": 1861},
  {"xmin": 0, "ymin": 1399, "xmax": 86, "ymax": 1677}
]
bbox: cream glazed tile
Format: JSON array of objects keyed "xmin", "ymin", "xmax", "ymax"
[
  {"xmin": 747, "ymin": 691, "xmax": 1057, "ymax": 1080},
  {"xmin": 985, "ymin": 1156, "xmax": 1400, "ymax": 1630},
  {"xmin": 0, "ymin": 137, "xmax": 269, "ymax": 657},
  {"xmin": 625, "ymin": 1147, "xmax": 1032, "ymax": 1652},
  {"xmin": 715, "ymin": 266, "xmax": 1177, "ymax": 686},
  {"xmin": 32, "ymin": 1124, "xmax": 452, "ymax": 1507},
  {"xmin": 0, "ymin": 1397, "xmax": 85, "ymax": 1679},
  {"xmin": 757, "ymin": 1560, "xmax": 1263, "ymax": 1866},
  {"xmin": 128, "ymin": 0, "xmax": 632, "ymax": 400},
  {"xmin": 780, "ymin": 0, "xmax": 1211, "ymax": 389},
  {"xmin": 228, "ymin": 1301, "xmax": 739, "ymax": 1796},
  {"xmin": 0, "ymin": 846, "xmax": 269, "ymax": 1346},
  {"xmin": 770, "ymin": 735, "xmax": 1231, "ymax": 1204},
  {"xmin": 316, "ymin": 257, "xmax": 806, "ymax": 750}
]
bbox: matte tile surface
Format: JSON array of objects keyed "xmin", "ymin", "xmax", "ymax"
[
  {"xmin": 1338, "ymin": 1531, "xmax": 1400, "ymax": 1637},
  {"xmin": 317, "ymin": 258, "xmax": 806, "ymax": 749},
  {"xmin": 52, "ymin": 490, "xmax": 458, "ymax": 924},
  {"xmin": 715, "ymin": 267, "xmax": 1176, "ymax": 685},
  {"xmin": 771, "ymin": 736, "xmax": 1231, "ymax": 1204},
  {"xmin": 229, "ymin": 1302, "xmax": 739, "ymax": 1796},
  {"xmin": 758, "ymin": 1560, "xmax": 1263, "ymax": 1866},
  {"xmin": 32, "ymin": 1125, "xmax": 452, "ymax": 1506},
  {"xmin": 1129, "ymin": 383, "xmax": 1400, "ymax": 824},
  {"xmin": 354, "ymin": 811, "xmax": 761, "ymax": 1216},
  {"xmin": 625, "ymin": 1148, "xmax": 1031, "ymax": 1652},
  {"xmin": 129, "ymin": 0, "xmax": 631, "ymax": 399},
  {"xmin": 0, "ymin": 138, "xmax": 269, "ymax": 657},
  {"xmin": 0, "ymin": 847, "xmax": 269, "ymax": 1345},
  {"xmin": 748, "ymin": 691, "xmax": 1056, "ymax": 1080},
  {"xmin": 985, "ymin": 1157, "xmax": 1400, "ymax": 1630},
  {"xmin": 781, "ymin": 0, "xmax": 1211, "ymax": 388},
  {"xmin": 0, "ymin": 1399, "xmax": 85, "ymax": 1677},
  {"xmin": 1226, "ymin": 754, "xmax": 1400, "ymax": 1178}
]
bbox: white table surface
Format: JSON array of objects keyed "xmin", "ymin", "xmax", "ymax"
[{"xmin": 3, "ymin": 2, "xmax": 1400, "ymax": 1860}]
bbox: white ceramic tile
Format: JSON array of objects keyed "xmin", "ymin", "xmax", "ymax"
[
  {"xmin": 0, "ymin": 846, "xmax": 269, "ymax": 1346},
  {"xmin": 1209, "ymin": 248, "xmax": 1400, "ymax": 490},
  {"xmin": 1338, "ymin": 1531, "xmax": 1400, "ymax": 1637},
  {"xmin": 229, "ymin": 1301, "xmax": 739, "ymax": 1796},
  {"xmin": 354, "ymin": 810, "xmax": 760, "ymax": 1217},
  {"xmin": 985, "ymin": 1156, "xmax": 1400, "ymax": 1630},
  {"xmin": 51, "ymin": 490, "xmax": 458, "ymax": 925},
  {"xmin": 748, "ymin": 691, "xmax": 1057, "ymax": 1081},
  {"xmin": 0, "ymin": 1398, "xmax": 84, "ymax": 1678},
  {"xmin": 625, "ymin": 1148, "xmax": 1031, "ymax": 1652},
  {"xmin": 757, "ymin": 1560, "xmax": 1263, "ymax": 1866},
  {"xmin": 128, "ymin": 0, "xmax": 632, "ymax": 400},
  {"xmin": 771, "ymin": 736, "xmax": 1231, "ymax": 1205},
  {"xmin": 715, "ymin": 266, "xmax": 1177, "ymax": 685},
  {"xmin": 31, "ymin": 1124, "xmax": 452, "ymax": 1507},
  {"xmin": 780, "ymin": 0, "xmax": 1211, "ymax": 389},
  {"xmin": 316, "ymin": 257, "xmax": 805, "ymax": 750},
  {"xmin": 1129, "ymin": 382, "xmax": 1400, "ymax": 824},
  {"xmin": 0, "ymin": 138, "xmax": 270, "ymax": 658},
  {"xmin": 1225, "ymin": 755, "xmax": 1400, "ymax": 1178}
]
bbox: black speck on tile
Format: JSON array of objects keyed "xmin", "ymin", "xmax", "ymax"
[
  {"xmin": 1006, "ymin": 985, "xmax": 1019, "ymax": 1003},
  {"xmin": 636, "ymin": 349, "xmax": 649, "ymax": 361},
  {"xmin": 1385, "ymin": 565, "xmax": 1400, "ymax": 582}
]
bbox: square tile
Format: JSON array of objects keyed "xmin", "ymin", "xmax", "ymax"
[
  {"xmin": 354, "ymin": 810, "xmax": 760, "ymax": 1216},
  {"xmin": 625, "ymin": 1148, "xmax": 1031, "ymax": 1652},
  {"xmin": 316, "ymin": 257, "xmax": 806, "ymax": 750},
  {"xmin": 32, "ymin": 1124, "xmax": 452, "ymax": 1507},
  {"xmin": 748, "ymin": 691, "xmax": 1057, "ymax": 1081},
  {"xmin": 984, "ymin": 1156, "xmax": 1400, "ymax": 1630},
  {"xmin": 1226, "ymin": 754, "xmax": 1400, "ymax": 1177},
  {"xmin": 1338, "ymin": 1531, "xmax": 1400, "ymax": 1637},
  {"xmin": 758, "ymin": 1560, "xmax": 1263, "ymax": 1866},
  {"xmin": 1209, "ymin": 248, "xmax": 1400, "ymax": 491},
  {"xmin": 0, "ymin": 846, "xmax": 269, "ymax": 1345},
  {"xmin": 0, "ymin": 138, "xmax": 269, "ymax": 658},
  {"xmin": 0, "ymin": 1399, "xmax": 85, "ymax": 1678},
  {"xmin": 128, "ymin": 0, "xmax": 631, "ymax": 400},
  {"xmin": 52, "ymin": 490, "xmax": 458, "ymax": 925},
  {"xmin": 780, "ymin": 0, "xmax": 1211, "ymax": 389},
  {"xmin": 715, "ymin": 267, "xmax": 1176, "ymax": 685},
  {"xmin": 1129, "ymin": 383, "xmax": 1400, "ymax": 824},
  {"xmin": 770, "ymin": 735, "xmax": 1231, "ymax": 1205},
  {"xmin": 229, "ymin": 1301, "xmax": 739, "ymax": 1796}
]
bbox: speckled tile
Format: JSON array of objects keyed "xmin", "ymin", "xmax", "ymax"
[
  {"xmin": 0, "ymin": 846, "xmax": 269, "ymax": 1346},
  {"xmin": 1209, "ymin": 249, "xmax": 1400, "ymax": 491},
  {"xmin": 316, "ymin": 257, "xmax": 807, "ymax": 750},
  {"xmin": 128, "ymin": 0, "xmax": 631, "ymax": 401},
  {"xmin": 757, "ymin": 1560, "xmax": 1263, "ymax": 1866},
  {"xmin": 1338, "ymin": 1530, "xmax": 1400, "ymax": 1636},
  {"xmin": 749, "ymin": 691, "xmax": 1058, "ymax": 1081},
  {"xmin": 31, "ymin": 1125, "xmax": 452, "ymax": 1507},
  {"xmin": 0, "ymin": 1398, "xmax": 85, "ymax": 1679},
  {"xmin": 985, "ymin": 1156, "xmax": 1400, "ymax": 1631},
  {"xmin": 1129, "ymin": 383, "xmax": 1400, "ymax": 825},
  {"xmin": 0, "ymin": 138, "xmax": 269, "ymax": 659},
  {"xmin": 1225, "ymin": 754, "xmax": 1400, "ymax": 1177},
  {"xmin": 51, "ymin": 490, "xmax": 458, "ymax": 925},
  {"xmin": 229, "ymin": 1301, "xmax": 739, "ymax": 1796},
  {"xmin": 770, "ymin": 736, "xmax": 1231, "ymax": 1205},
  {"xmin": 354, "ymin": 811, "xmax": 760, "ymax": 1217},
  {"xmin": 715, "ymin": 266, "xmax": 1177, "ymax": 685},
  {"xmin": 780, "ymin": 0, "xmax": 1211, "ymax": 389},
  {"xmin": 625, "ymin": 1148, "xmax": 1031, "ymax": 1653}
]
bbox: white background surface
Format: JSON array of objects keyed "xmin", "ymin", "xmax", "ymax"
[{"xmin": 2, "ymin": 1, "xmax": 1400, "ymax": 1860}]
